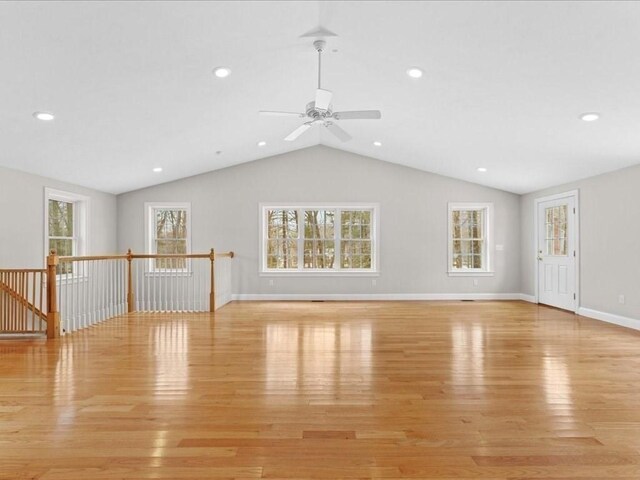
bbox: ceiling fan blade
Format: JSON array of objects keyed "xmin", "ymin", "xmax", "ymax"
[
  {"xmin": 333, "ymin": 110, "xmax": 382, "ymax": 120},
  {"xmin": 324, "ymin": 122, "xmax": 352, "ymax": 142},
  {"xmin": 259, "ymin": 111, "xmax": 305, "ymax": 117},
  {"xmin": 315, "ymin": 88, "xmax": 333, "ymax": 111},
  {"xmin": 284, "ymin": 123, "xmax": 312, "ymax": 142}
]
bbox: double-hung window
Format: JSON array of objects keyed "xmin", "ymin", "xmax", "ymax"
[
  {"xmin": 145, "ymin": 203, "xmax": 191, "ymax": 272},
  {"xmin": 45, "ymin": 188, "xmax": 89, "ymax": 275},
  {"xmin": 448, "ymin": 203, "xmax": 493, "ymax": 276},
  {"xmin": 261, "ymin": 204, "xmax": 378, "ymax": 274}
]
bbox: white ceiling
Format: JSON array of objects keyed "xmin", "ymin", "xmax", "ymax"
[{"xmin": 2, "ymin": 1, "xmax": 640, "ymax": 195}]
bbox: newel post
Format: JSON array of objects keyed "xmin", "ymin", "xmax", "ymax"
[
  {"xmin": 126, "ymin": 248, "xmax": 134, "ymax": 313},
  {"xmin": 46, "ymin": 250, "xmax": 60, "ymax": 339},
  {"xmin": 209, "ymin": 248, "xmax": 215, "ymax": 312}
]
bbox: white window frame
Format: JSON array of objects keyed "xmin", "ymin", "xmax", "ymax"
[
  {"xmin": 447, "ymin": 202, "xmax": 494, "ymax": 277},
  {"xmin": 44, "ymin": 188, "xmax": 89, "ymax": 279},
  {"xmin": 259, "ymin": 203, "xmax": 380, "ymax": 276},
  {"xmin": 144, "ymin": 202, "xmax": 192, "ymax": 274}
]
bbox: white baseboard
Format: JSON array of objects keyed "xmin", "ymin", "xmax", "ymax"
[
  {"xmin": 231, "ymin": 293, "xmax": 523, "ymax": 301},
  {"xmin": 519, "ymin": 293, "xmax": 537, "ymax": 303},
  {"xmin": 577, "ymin": 307, "xmax": 640, "ymax": 332}
]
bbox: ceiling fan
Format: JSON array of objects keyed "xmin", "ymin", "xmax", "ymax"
[{"xmin": 259, "ymin": 40, "xmax": 382, "ymax": 142}]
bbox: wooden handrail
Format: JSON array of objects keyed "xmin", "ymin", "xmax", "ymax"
[
  {"xmin": 3, "ymin": 248, "xmax": 234, "ymax": 338},
  {"xmin": 57, "ymin": 251, "xmax": 235, "ymax": 262},
  {"xmin": 39, "ymin": 248, "xmax": 235, "ymax": 336},
  {"xmin": 127, "ymin": 253, "xmax": 211, "ymax": 260},
  {"xmin": 58, "ymin": 255, "xmax": 127, "ymax": 262},
  {"xmin": 0, "ymin": 269, "xmax": 47, "ymax": 273}
]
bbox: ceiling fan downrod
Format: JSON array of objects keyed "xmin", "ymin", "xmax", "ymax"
[{"xmin": 314, "ymin": 39, "xmax": 326, "ymax": 90}]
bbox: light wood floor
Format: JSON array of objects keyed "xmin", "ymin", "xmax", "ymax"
[{"xmin": 1, "ymin": 301, "xmax": 640, "ymax": 479}]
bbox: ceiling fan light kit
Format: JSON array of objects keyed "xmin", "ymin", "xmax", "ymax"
[{"xmin": 260, "ymin": 39, "xmax": 382, "ymax": 142}]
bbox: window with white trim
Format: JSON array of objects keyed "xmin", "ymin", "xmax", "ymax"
[
  {"xmin": 45, "ymin": 188, "xmax": 89, "ymax": 275},
  {"xmin": 145, "ymin": 203, "xmax": 191, "ymax": 271},
  {"xmin": 448, "ymin": 203, "xmax": 493, "ymax": 276},
  {"xmin": 261, "ymin": 204, "xmax": 378, "ymax": 274}
]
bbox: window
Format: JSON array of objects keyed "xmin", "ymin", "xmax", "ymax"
[
  {"xmin": 261, "ymin": 204, "xmax": 378, "ymax": 274},
  {"xmin": 448, "ymin": 203, "xmax": 493, "ymax": 276},
  {"xmin": 45, "ymin": 188, "xmax": 89, "ymax": 275},
  {"xmin": 145, "ymin": 203, "xmax": 191, "ymax": 271},
  {"xmin": 545, "ymin": 205, "xmax": 568, "ymax": 256}
]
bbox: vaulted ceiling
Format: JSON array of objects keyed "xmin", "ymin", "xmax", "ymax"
[{"xmin": 2, "ymin": 1, "xmax": 640, "ymax": 194}]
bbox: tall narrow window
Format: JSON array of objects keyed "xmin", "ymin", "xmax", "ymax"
[
  {"xmin": 266, "ymin": 209, "xmax": 298, "ymax": 269},
  {"xmin": 341, "ymin": 210, "xmax": 372, "ymax": 269},
  {"xmin": 304, "ymin": 210, "xmax": 335, "ymax": 269},
  {"xmin": 45, "ymin": 188, "xmax": 89, "ymax": 275},
  {"xmin": 145, "ymin": 203, "xmax": 191, "ymax": 271},
  {"xmin": 545, "ymin": 205, "xmax": 568, "ymax": 256},
  {"xmin": 261, "ymin": 204, "xmax": 378, "ymax": 274},
  {"xmin": 448, "ymin": 203, "xmax": 493, "ymax": 276}
]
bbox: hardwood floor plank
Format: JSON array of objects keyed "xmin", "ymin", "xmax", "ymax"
[{"xmin": 0, "ymin": 300, "xmax": 639, "ymax": 478}]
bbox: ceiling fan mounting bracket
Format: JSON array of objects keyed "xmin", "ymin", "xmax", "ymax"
[{"xmin": 313, "ymin": 39, "xmax": 326, "ymax": 52}]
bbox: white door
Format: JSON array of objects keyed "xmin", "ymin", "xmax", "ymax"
[{"xmin": 537, "ymin": 195, "xmax": 577, "ymax": 311}]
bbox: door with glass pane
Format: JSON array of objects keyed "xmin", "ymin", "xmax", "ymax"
[{"xmin": 537, "ymin": 195, "xmax": 576, "ymax": 311}]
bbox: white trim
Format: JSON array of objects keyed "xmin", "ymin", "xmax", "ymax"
[
  {"xmin": 258, "ymin": 203, "xmax": 380, "ymax": 275},
  {"xmin": 447, "ymin": 202, "xmax": 494, "ymax": 276},
  {"xmin": 232, "ymin": 293, "xmax": 522, "ymax": 301},
  {"xmin": 144, "ymin": 202, "xmax": 192, "ymax": 273},
  {"xmin": 519, "ymin": 293, "xmax": 537, "ymax": 303},
  {"xmin": 578, "ymin": 307, "xmax": 640, "ymax": 332},
  {"xmin": 533, "ymin": 189, "xmax": 580, "ymax": 312},
  {"xmin": 259, "ymin": 270, "xmax": 380, "ymax": 277},
  {"xmin": 44, "ymin": 187, "xmax": 90, "ymax": 266},
  {"xmin": 447, "ymin": 271, "xmax": 494, "ymax": 277}
]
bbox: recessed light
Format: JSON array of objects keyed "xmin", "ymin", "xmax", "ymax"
[
  {"xmin": 373, "ymin": 141, "xmax": 382, "ymax": 147},
  {"xmin": 257, "ymin": 141, "xmax": 267, "ymax": 147},
  {"xmin": 406, "ymin": 67, "xmax": 423, "ymax": 79},
  {"xmin": 477, "ymin": 167, "xmax": 487, "ymax": 172},
  {"xmin": 152, "ymin": 167, "xmax": 163, "ymax": 173},
  {"xmin": 33, "ymin": 111, "xmax": 55, "ymax": 121},
  {"xmin": 580, "ymin": 112, "xmax": 600, "ymax": 122},
  {"xmin": 213, "ymin": 67, "xmax": 231, "ymax": 78}
]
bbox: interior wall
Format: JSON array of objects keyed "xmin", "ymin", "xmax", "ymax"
[
  {"xmin": 520, "ymin": 163, "xmax": 640, "ymax": 320},
  {"xmin": 117, "ymin": 146, "xmax": 521, "ymax": 297},
  {"xmin": 0, "ymin": 165, "xmax": 117, "ymax": 268}
]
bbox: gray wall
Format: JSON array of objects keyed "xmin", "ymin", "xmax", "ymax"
[
  {"xmin": 0, "ymin": 165, "xmax": 117, "ymax": 268},
  {"xmin": 117, "ymin": 146, "xmax": 521, "ymax": 296},
  {"xmin": 520, "ymin": 163, "xmax": 640, "ymax": 319}
]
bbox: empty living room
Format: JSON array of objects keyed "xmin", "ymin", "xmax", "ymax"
[{"xmin": 1, "ymin": 1, "xmax": 640, "ymax": 479}]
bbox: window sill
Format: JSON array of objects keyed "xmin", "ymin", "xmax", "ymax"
[
  {"xmin": 145, "ymin": 271, "xmax": 193, "ymax": 277},
  {"xmin": 448, "ymin": 271, "xmax": 494, "ymax": 277},
  {"xmin": 56, "ymin": 275, "xmax": 89, "ymax": 285},
  {"xmin": 260, "ymin": 270, "xmax": 380, "ymax": 277}
]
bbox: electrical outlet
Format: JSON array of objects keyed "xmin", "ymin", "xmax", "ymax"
[
  {"xmin": 371, "ymin": 279, "xmax": 377, "ymax": 287},
  {"xmin": 268, "ymin": 279, "xmax": 274, "ymax": 287},
  {"xmin": 473, "ymin": 278, "xmax": 479, "ymax": 287},
  {"xmin": 495, "ymin": 244, "xmax": 504, "ymax": 251},
  {"xmin": 618, "ymin": 294, "xmax": 625, "ymax": 304}
]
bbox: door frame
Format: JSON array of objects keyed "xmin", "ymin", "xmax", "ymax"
[{"xmin": 533, "ymin": 189, "xmax": 580, "ymax": 312}]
